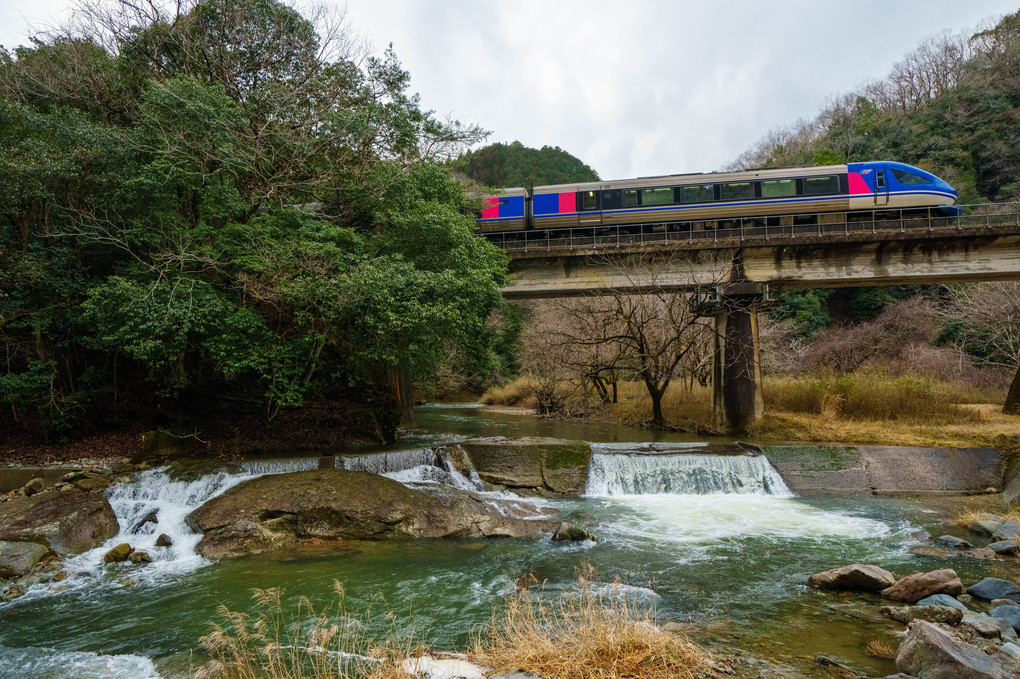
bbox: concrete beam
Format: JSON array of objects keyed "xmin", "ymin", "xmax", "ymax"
[{"xmin": 504, "ymin": 232, "xmax": 1020, "ymax": 298}]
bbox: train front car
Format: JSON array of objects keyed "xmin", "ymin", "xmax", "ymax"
[
  {"xmin": 474, "ymin": 187, "xmax": 529, "ymax": 234},
  {"xmin": 847, "ymin": 162, "xmax": 959, "ymax": 215}
]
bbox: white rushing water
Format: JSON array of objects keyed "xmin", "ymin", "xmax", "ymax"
[
  {"xmin": 582, "ymin": 447, "xmax": 895, "ymax": 557},
  {"xmin": 0, "ymin": 645, "xmax": 161, "ymax": 679},
  {"xmin": 585, "ymin": 451, "xmax": 792, "ymax": 497}
]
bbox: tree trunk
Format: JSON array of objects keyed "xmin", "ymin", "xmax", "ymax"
[
  {"xmin": 396, "ymin": 364, "xmax": 417, "ymax": 427},
  {"xmin": 1006, "ymin": 363, "xmax": 1020, "ymax": 416},
  {"xmin": 650, "ymin": 390, "xmax": 664, "ymax": 427}
]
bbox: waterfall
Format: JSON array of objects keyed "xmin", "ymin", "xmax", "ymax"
[{"xmin": 584, "ymin": 452, "xmax": 792, "ymax": 497}]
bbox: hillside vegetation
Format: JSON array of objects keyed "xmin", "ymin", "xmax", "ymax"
[{"xmin": 452, "ymin": 141, "xmax": 600, "ymax": 189}]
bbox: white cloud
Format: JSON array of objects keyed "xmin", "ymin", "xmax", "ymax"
[{"xmin": 2, "ymin": 0, "xmax": 1018, "ymax": 179}]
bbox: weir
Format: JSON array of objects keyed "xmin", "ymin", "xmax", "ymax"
[{"xmin": 585, "ymin": 450, "xmax": 791, "ymax": 496}]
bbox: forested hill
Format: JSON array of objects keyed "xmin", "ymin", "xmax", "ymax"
[
  {"xmin": 452, "ymin": 141, "xmax": 600, "ymax": 188},
  {"xmin": 0, "ymin": 0, "xmax": 514, "ymax": 444},
  {"xmin": 731, "ymin": 10, "xmax": 1020, "ymax": 205}
]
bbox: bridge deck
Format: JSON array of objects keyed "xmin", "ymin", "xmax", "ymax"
[{"xmin": 493, "ymin": 204, "xmax": 1020, "ymax": 260}]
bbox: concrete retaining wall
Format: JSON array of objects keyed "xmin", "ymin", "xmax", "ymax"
[{"xmin": 765, "ymin": 445, "xmax": 1002, "ymax": 496}]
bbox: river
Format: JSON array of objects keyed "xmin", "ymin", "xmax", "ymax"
[{"xmin": 0, "ymin": 404, "xmax": 1006, "ymax": 678}]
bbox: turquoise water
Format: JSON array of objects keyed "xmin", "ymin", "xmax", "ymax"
[{"xmin": 0, "ymin": 405, "xmax": 1000, "ymax": 678}]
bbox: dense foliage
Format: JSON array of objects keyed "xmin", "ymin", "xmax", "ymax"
[
  {"xmin": 452, "ymin": 141, "xmax": 600, "ymax": 189},
  {"xmin": 0, "ymin": 0, "xmax": 510, "ymax": 440}
]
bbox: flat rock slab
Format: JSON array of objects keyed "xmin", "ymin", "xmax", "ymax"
[
  {"xmin": 882, "ymin": 605, "xmax": 964, "ymax": 625},
  {"xmin": 897, "ymin": 620, "xmax": 1020, "ymax": 678},
  {"xmin": 0, "ymin": 490, "xmax": 118, "ymax": 556},
  {"xmin": 808, "ymin": 564, "xmax": 896, "ymax": 592}
]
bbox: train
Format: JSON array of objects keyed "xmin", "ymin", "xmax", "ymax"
[{"xmin": 474, "ymin": 161, "xmax": 959, "ymax": 238}]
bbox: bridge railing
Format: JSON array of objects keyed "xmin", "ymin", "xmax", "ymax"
[{"xmin": 488, "ymin": 202, "xmax": 1020, "ymax": 255}]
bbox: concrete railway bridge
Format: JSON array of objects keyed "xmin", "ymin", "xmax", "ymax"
[{"xmin": 496, "ymin": 204, "xmax": 1020, "ymax": 431}]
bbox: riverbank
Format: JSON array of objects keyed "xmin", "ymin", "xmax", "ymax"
[{"xmin": 479, "ymin": 376, "xmax": 1019, "ymax": 448}]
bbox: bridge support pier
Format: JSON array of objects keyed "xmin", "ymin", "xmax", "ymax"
[
  {"xmin": 1006, "ymin": 364, "xmax": 1020, "ymax": 416},
  {"xmin": 710, "ymin": 294, "xmax": 764, "ymax": 432}
]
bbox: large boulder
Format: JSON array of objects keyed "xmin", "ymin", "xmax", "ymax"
[
  {"xmin": 187, "ymin": 470, "xmax": 558, "ymax": 559},
  {"xmin": 896, "ymin": 620, "xmax": 1020, "ymax": 678},
  {"xmin": 807, "ymin": 564, "xmax": 896, "ymax": 592},
  {"xmin": 0, "ymin": 541, "xmax": 51, "ymax": 578},
  {"xmin": 0, "ymin": 489, "xmax": 118, "ymax": 556},
  {"xmin": 968, "ymin": 578, "xmax": 1020, "ymax": 602},
  {"xmin": 458, "ymin": 438, "xmax": 591, "ymax": 494},
  {"xmin": 881, "ymin": 569, "xmax": 964, "ymax": 603}
]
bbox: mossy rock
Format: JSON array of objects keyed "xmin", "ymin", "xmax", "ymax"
[{"xmin": 459, "ymin": 438, "xmax": 592, "ymax": 495}]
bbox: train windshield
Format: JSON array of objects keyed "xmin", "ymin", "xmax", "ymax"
[{"xmin": 891, "ymin": 168, "xmax": 931, "ymax": 185}]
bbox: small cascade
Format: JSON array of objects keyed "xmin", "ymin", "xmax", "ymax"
[
  {"xmin": 584, "ymin": 452, "xmax": 792, "ymax": 497},
  {"xmin": 239, "ymin": 457, "xmax": 320, "ymax": 475},
  {"xmin": 436, "ymin": 445, "xmax": 486, "ymax": 491},
  {"xmin": 339, "ymin": 449, "xmax": 440, "ymax": 474},
  {"xmin": 341, "ymin": 446, "xmax": 487, "ymax": 492},
  {"xmin": 76, "ymin": 469, "xmax": 258, "ymax": 575}
]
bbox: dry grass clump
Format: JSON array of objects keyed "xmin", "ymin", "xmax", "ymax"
[
  {"xmin": 473, "ymin": 569, "xmax": 713, "ymax": 679},
  {"xmin": 762, "ymin": 373, "xmax": 984, "ymax": 422},
  {"xmin": 192, "ymin": 574, "xmax": 712, "ymax": 679},
  {"xmin": 191, "ymin": 582, "xmax": 409, "ymax": 679},
  {"xmin": 864, "ymin": 639, "xmax": 898, "ymax": 660},
  {"xmin": 951, "ymin": 507, "xmax": 1020, "ymax": 528},
  {"xmin": 480, "ymin": 377, "xmax": 538, "ymax": 407}
]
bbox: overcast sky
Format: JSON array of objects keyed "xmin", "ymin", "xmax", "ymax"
[{"xmin": 2, "ymin": 1, "xmax": 1018, "ymax": 179}]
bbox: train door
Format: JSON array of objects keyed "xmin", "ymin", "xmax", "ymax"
[
  {"xmin": 577, "ymin": 189, "xmax": 603, "ymax": 226},
  {"xmin": 873, "ymin": 168, "xmax": 890, "ymax": 207}
]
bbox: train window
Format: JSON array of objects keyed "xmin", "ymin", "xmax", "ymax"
[
  {"xmin": 720, "ymin": 182, "xmax": 754, "ymax": 201},
  {"xmin": 623, "ymin": 190, "xmax": 639, "ymax": 208},
  {"xmin": 681, "ymin": 184, "xmax": 715, "ymax": 204},
  {"xmin": 760, "ymin": 179, "xmax": 797, "ymax": 198},
  {"xmin": 640, "ymin": 187, "xmax": 674, "ymax": 206},
  {"xmin": 892, "ymin": 168, "xmax": 930, "ymax": 185},
  {"xmin": 803, "ymin": 175, "xmax": 840, "ymax": 195},
  {"xmin": 580, "ymin": 190, "xmax": 599, "ymax": 211}
]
